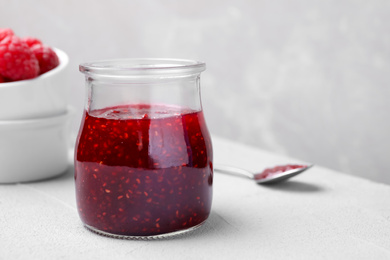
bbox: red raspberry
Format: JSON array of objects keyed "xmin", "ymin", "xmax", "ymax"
[
  {"xmin": 0, "ymin": 36, "xmax": 39, "ymax": 81},
  {"xmin": 30, "ymin": 44, "xmax": 59, "ymax": 74},
  {"xmin": 0, "ymin": 28, "xmax": 14, "ymax": 41},
  {"xmin": 22, "ymin": 37, "xmax": 42, "ymax": 47}
]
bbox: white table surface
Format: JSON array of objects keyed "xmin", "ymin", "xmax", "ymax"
[{"xmin": 1, "ymin": 136, "xmax": 390, "ymax": 260}]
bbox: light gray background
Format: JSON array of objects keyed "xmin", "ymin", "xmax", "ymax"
[{"xmin": 2, "ymin": 0, "xmax": 389, "ymax": 184}]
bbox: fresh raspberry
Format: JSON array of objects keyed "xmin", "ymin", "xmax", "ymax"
[
  {"xmin": 0, "ymin": 36, "xmax": 39, "ymax": 81},
  {"xmin": 22, "ymin": 37, "xmax": 42, "ymax": 47},
  {"xmin": 30, "ymin": 44, "xmax": 59, "ymax": 74},
  {"xmin": 0, "ymin": 28, "xmax": 14, "ymax": 42}
]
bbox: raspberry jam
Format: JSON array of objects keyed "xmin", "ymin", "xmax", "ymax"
[{"xmin": 75, "ymin": 104, "xmax": 213, "ymax": 237}]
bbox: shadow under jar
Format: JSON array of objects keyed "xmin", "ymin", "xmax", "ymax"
[{"xmin": 75, "ymin": 59, "xmax": 213, "ymax": 239}]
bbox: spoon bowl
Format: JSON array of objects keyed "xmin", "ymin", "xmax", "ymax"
[{"xmin": 214, "ymin": 164, "xmax": 313, "ymax": 185}]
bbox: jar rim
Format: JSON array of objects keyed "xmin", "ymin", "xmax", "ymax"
[{"xmin": 80, "ymin": 58, "xmax": 206, "ymax": 78}]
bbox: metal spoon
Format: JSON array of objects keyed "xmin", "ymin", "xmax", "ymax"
[{"xmin": 214, "ymin": 164, "xmax": 313, "ymax": 184}]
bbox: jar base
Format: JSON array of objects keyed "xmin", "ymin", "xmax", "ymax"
[{"xmin": 83, "ymin": 220, "xmax": 207, "ymax": 240}]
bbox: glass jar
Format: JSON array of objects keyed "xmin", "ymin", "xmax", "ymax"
[{"xmin": 75, "ymin": 59, "xmax": 213, "ymax": 239}]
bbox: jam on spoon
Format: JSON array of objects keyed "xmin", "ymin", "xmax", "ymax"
[{"xmin": 214, "ymin": 164, "xmax": 313, "ymax": 184}]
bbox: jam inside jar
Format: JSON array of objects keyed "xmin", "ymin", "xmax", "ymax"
[{"xmin": 75, "ymin": 59, "xmax": 213, "ymax": 239}]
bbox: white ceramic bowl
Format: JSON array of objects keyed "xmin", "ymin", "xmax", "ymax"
[
  {"xmin": 0, "ymin": 108, "xmax": 73, "ymax": 183},
  {"xmin": 0, "ymin": 48, "xmax": 69, "ymax": 120}
]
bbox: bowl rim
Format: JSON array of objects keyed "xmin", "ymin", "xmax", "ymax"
[
  {"xmin": 0, "ymin": 107, "xmax": 74, "ymax": 129},
  {"xmin": 0, "ymin": 48, "xmax": 69, "ymax": 88}
]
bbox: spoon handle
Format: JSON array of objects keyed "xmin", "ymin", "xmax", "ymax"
[{"xmin": 214, "ymin": 164, "xmax": 255, "ymax": 179}]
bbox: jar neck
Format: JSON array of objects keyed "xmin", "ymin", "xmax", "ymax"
[{"xmin": 85, "ymin": 74, "xmax": 203, "ymax": 113}]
